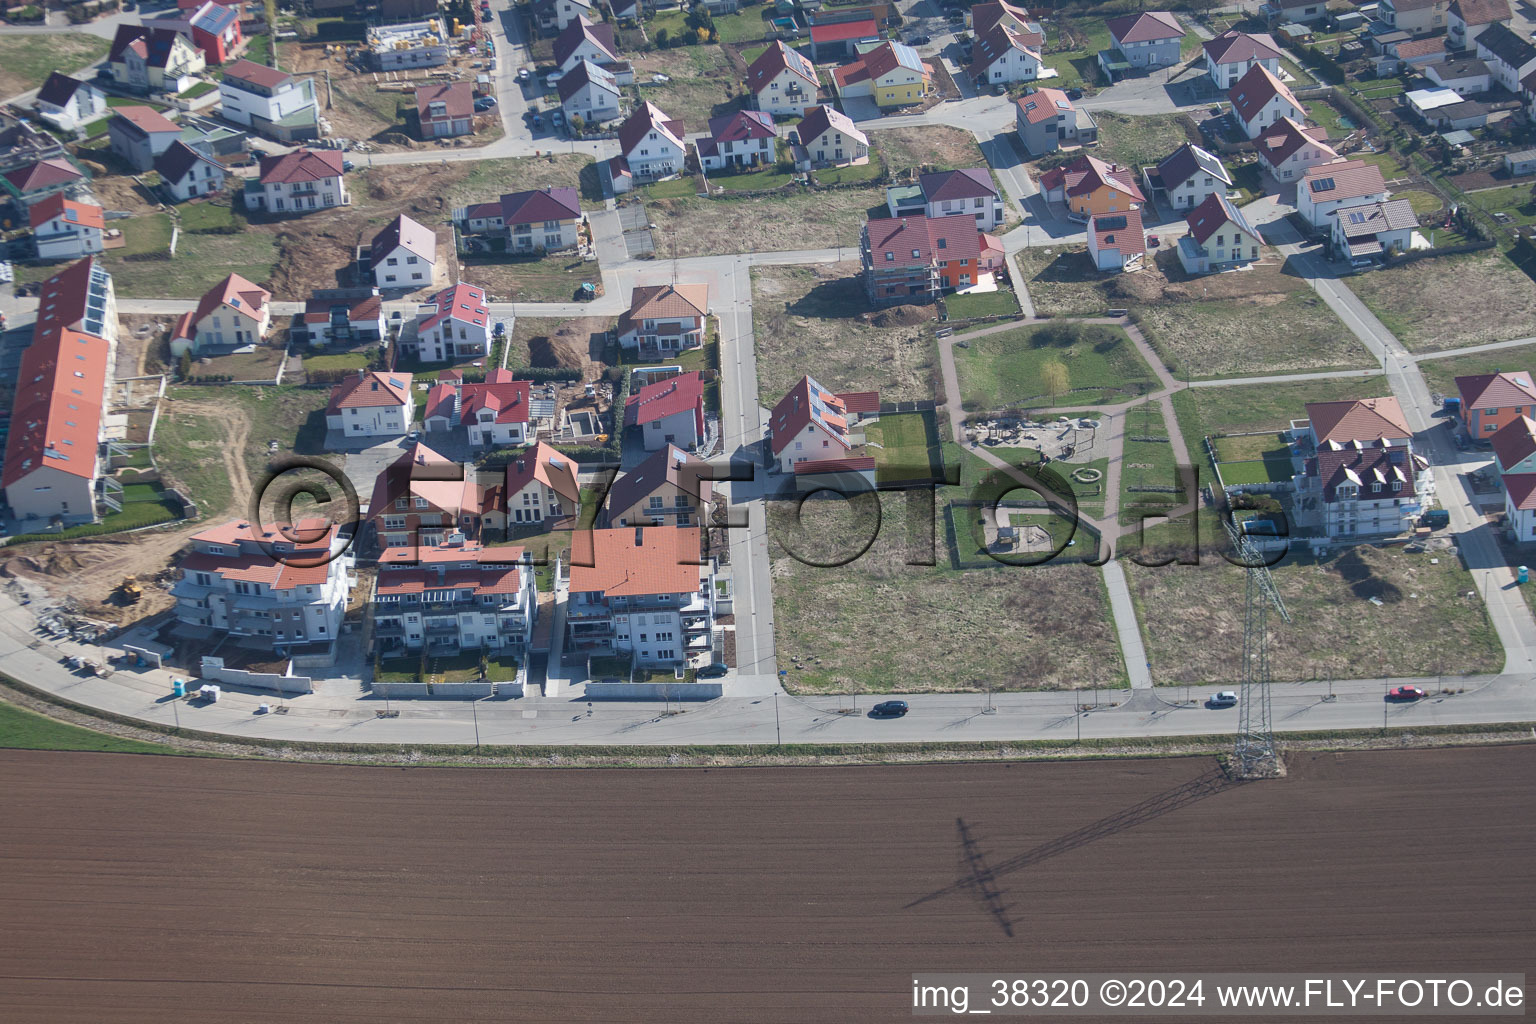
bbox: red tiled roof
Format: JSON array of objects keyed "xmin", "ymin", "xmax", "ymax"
[
  {"xmin": 607, "ymin": 443, "xmax": 713, "ymax": 518},
  {"xmin": 1307, "ymin": 443, "xmax": 1423, "ymax": 503},
  {"xmin": 1228, "ymin": 64, "xmax": 1301, "ymax": 126},
  {"xmin": 1457, "ymin": 370, "xmax": 1536, "ymax": 410},
  {"xmin": 1450, "ymin": 0, "xmax": 1511, "ymax": 26},
  {"xmin": 793, "ymin": 455, "xmax": 877, "ymax": 473},
  {"xmin": 967, "ymin": 21, "xmax": 1041, "ymax": 79},
  {"xmin": 111, "ymin": 104, "xmax": 180, "ymax": 136},
  {"xmin": 1184, "ymin": 192, "xmax": 1258, "ymax": 246},
  {"xmin": 567, "ymin": 526, "xmax": 702, "ymax": 597},
  {"xmin": 625, "ymin": 371, "xmax": 705, "ymax": 426},
  {"xmin": 1038, "ymin": 154, "xmax": 1145, "ymax": 202},
  {"xmin": 192, "ymin": 272, "xmax": 270, "ymax": 328},
  {"xmin": 1393, "ymin": 35, "xmax": 1445, "ymax": 59},
  {"xmin": 769, "ymin": 374, "xmax": 852, "ymax": 457},
  {"xmin": 1203, "ymin": 28, "xmax": 1281, "ymax": 65},
  {"xmin": 4, "ymin": 158, "xmax": 83, "ymax": 194},
  {"xmin": 705, "ymin": 109, "xmax": 776, "ymax": 145},
  {"xmin": 618, "ymin": 101, "xmax": 684, "ymax": 159},
  {"xmin": 258, "ymin": 147, "xmax": 343, "ymax": 185},
  {"xmin": 1502, "ymin": 472, "xmax": 1536, "ymax": 510},
  {"xmin": 415, "ymin": 81, "xmax": 474, "ymax": 122},
  {"xmin": 1300, "ymin": 159, "xmax": 1387, "ymax": 203},
  {"xmin": 327, "ymin": 371, "xmax": 413, "ymax": 412},
  {"xmin": 1492, "ymin": 414, "xmax": 1536, "ymax": 471},
  {"xmin": 1016, "ymin": 86, "xmax": 1073, "ymax": 124},
  {"xmin": 1106, "ymin": 10, "xmax": 1183, "ymax": 44},
  {"xmin": 1306, "ymin": 397, "xmax": 1411, "ymax": 444},
  {"xmin": 223, "ymin": 57, "xmax": 292, "ymax": 89},
  {"xmin": 504, "ymin": 441, "xmax": 581, "ymax": 505},
  {"xmin": 418, "ymin": 282, "xmax": 488, "ymax": 332},
  {"xmin": 745, "ymin": 39, "xmax": 816, "ymax": 93},
  {"xmin": 810, "ymin": 18, "xmax": 877, "ymax": 42},
  {"xmin": 797, "ymin": 104, "xmax": 867, "ymax": 149},
  {"xmin": 499, "ymin": 186, "xmax": 581, "ymax": 225},
  {"xmin": 834, "ymin": 391, "xmax": 880, "ymax": 414},
  {"xmin": 28, "ymin": 193, "xmax": 104, "ymax": 231},
  {"xmin": 552, "ymin": 15, "xmax": 618, "ymax": 68},
  {"xmin": 1090, "ymin": 209, "xmax": 1145, "ymax": 257},
  {"xmin": 459, "ymin": 369, "xmax": 532, "ymax": 427},
  {"xmin": 1254, "ymin": 116, "xmax": 1336, "ymax": 168},
  {"xmin": 971, "ymin": 0, "xmax": 1035, "ymax": 38},
  {"xmin": 920, "ymin": 167, "xmax": 996, "ymax": 202}
]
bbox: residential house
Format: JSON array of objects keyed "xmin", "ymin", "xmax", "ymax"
[
  {"xmin": 1331, "ymin": 198, "xmax": 1417, "ymax": 263},
  {"xmin": 1203, "ymin": 29, "xmax": 1282, "ymax": 90},
  {"xmin": 297, "ymin": 289, "xmax": 385, "ymax": 347},
  {"xmin": 1456, "ymin": 371, "xmax": 1536, "ymax": 439},
  {"xmin": 1, "ymin": 157, "xmax": 87, "ymax": 209},
  {"xmin": 33, "ymin": 73, "xmax": 107, "ymax": 132},
  {"xmin": 1229, "ymin": 64, "xmax": 1305, "ymax": 139},
  {"xmin": 407, "ymin": 282, "xmax": 491, "ymax": 362},
  {"xmin": 169, "ymin": 272, "xmax": 273, "ymax": 356},
  {"xmin": 697, "ymin": 110, "xmax": 777, "ymax": 172},
  {"xmin": 1264, "ymin": 0, "xmax": 1329, "ymax": 25},
  {"xmin": 1254, "ymin": 116, "xmax": 1338, "ymax": 181},
  {"xmin": 1306, "ymin": 396, "xmax": 1415, "ymax": 450},
  {"xmin": 1505, "ymin": 149, "xmax": 1536, "ymax": 176},
  {"xmin": 1177, "ymin": 192, "xmax": 1262, "ymax": 274},
  {"xmin": 1492, "ymin": 414, "xmax": 1536, "ymax": 473},
  {"xmin": 325, "ymin": 371, "xmax": 415, "ymax": 438},
  {"xmin": 365, "ymin": 440, "xmax": 487, "ymax": 550},
  {"xmin": 1103, "ymin": 11, "xmax": 1185, "ymax": 70},
  {"xmin": 1037, "ymin": 154, "xmax": 1144, "ymax": 219},
  {"xmin": 1475, "ymin": 21, "xmax": 1536, "ymax": 92},
  {"xmin": 1499, "ymin": 473, "xmax": 1536, "ymax": 541},
  {"xmin": 150, "ymin": 0, "xmax": 243, "ymax": 64},
  {"xmin": 107, "ymin": 105, "xmax": 182, "ymax": 171},
  {"xmin": 372, "ymin": 535, "xmax": 537, "ymax": 659},
  {"xmin": 217, "ymin": 58, "xmax": 319, "ymax": 141},
  {"xmin": 833, "ymin": 42, "xmax": 932, "ymax": 108},
  {"xmin": 28, "ymin": 195, "xmax": 105, "ymax": 261},
  {"xmin": 532, "ymin": 0, "xmax": 593, "ymax": 36},
  {"xmin": 1086, "ymin": 209, "xmax": 1146, "ymax": 272},
  {"xmin": 557, "ymin": 59, "xmax": 622, "ymax": 126},
  {"xmin": 809, "ymin": 19, "xmax": 880, "ymax": 62},
  {"xmin": 172, "ymin": 519, "xmax": 353, "ymax": 651},
  {"xmin": 1425, "ymin": 56, "xmax": 1492, "ymax": 95},
  {"xmin": 0, "ymin": 120, "xmax": 69, "ymax": 177},
  {"xmin": 244, "ymin": 148, "xmax": 348, "ymax": 213},
  {"xmin": 617, "ymin": 283, "xmax": 709, "ymax": 357},
  {"xmin": 423, "ymin": 370, "xmax": 533, "ymax": 448},
  {"xmin": 1015, "ymin": 87, "xmax": 1098, "ymax": 154},
  {"xmin": 565, "ymin": 526, "xmax": 717, "ymax": 668},
  {"xmin": 371, "ymin": 214, "xmax": 437, "ymax": 291},
  {"xmin": 968, "ymin": 20, "xmax": 1043, "ymax": 87},
  {"xmin": 503, "ymin": 441, "xmax": 581, "ymax": 525},
  {"xmin": 366, "ymin": 21, "xmax": 450, "ymax": 71},
  {"xmin": 498, "ymin": 186, "xmax": 583, "ymax": 253},
  {"xmin": 177, "ymin": 113, "xmax": 249, "ymax": 161},
  {"xmin": 796, "ymin": 104, "xmax": 869, "ymax": 167},
  {"xmin": 108, "ymin": 25, "xmax": 206, "ymax": 95},
  {"xmin": 607, "ymin": 444, "xmax": 713, "ymax": 527},
  {"xmin": 860, "ymin": 213, "xmax": 992, "ymax": 304},
  {"xmin": 1379, "ymin": 0, "xmax": 1451, "ymax": 35},
  {"xmin": 1296, "ymin": 159, "xmax": 1389, "ymax": 229},
  {"xmin": 1, "ymin": 257, "xmax": 117, "ymax": 525},
  {"xmin": 154, "ymin": 140, "xmax": 226, "ymax": 202},
  {"xmin": 972, "ymin": 0, "xmax": 1035, "ymax": 36},
  {"xmin": 617, "ymin": 101, "xmax": 686, "ymax": 180},
  {"xmin": 1377, "ymin": 34, "xmax": 1446, "ymax": 74},
  {"xmin": 919, "ymin": 168, "xmax": 1005, "ymax": 230},
  {"xmin": 1145, "ymin": 141, "xmax": 1231, "ymax": 211},
  {"xmin": 1296, "ymin": 443, "xmax": 1431, "ymax": 539},
  {"xmin": 1447, "ymin": 0, "xmax": 1511, "ymax": 49},
  {"xmin": 625, "ymin": 371, "xmax": 707, "ymax": 452},
  {"xmin": 415, "ymin": 81, "xmax": 475, "ymax": 139},
  {"xmin": 552, "ymin": 16, "xmax": 619, "ymax": 73},
  {"xmin": 769, "ymin": 374, "xmax": 866, "ymax": 473}
]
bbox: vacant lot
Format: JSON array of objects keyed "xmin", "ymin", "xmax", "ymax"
[
  {"xmin": 954, "ymin": 321, "xmax": 1156, "ymax": 410},
  {"xmin": 868, "ymin": 125, "xmax": 988, "ymax": 176},
  {"xmin": 629, "ymin": 45, "xmax": 744, "ymax": 127},
  {"xmin": 752, "ymin": 262, "xmax": 934, "ymax": 404},
  {"xmin": 505, "ymin": 316, "xmax": 614, "ymax": 378},
  {"xmin": 1171, "ymin": 377, "xmax": 1392, "ymax": 466},
  {"xmin": 865, "ymin": 412, "xmax": 940, "ymax": 485},
  {"xmin": 1418, "ymin": 342, "xmax": 1536, "ymax": 398},
  {"xmin": 0, "ymin": 34, "xmax": 108, "ymax": 97},
  {"xmin": 1124, "ymin": 543, "xmax": 1503, "ymax": 683},
  {"xmin": 1086, "ymin": 112, "xmax": 1195, "ymax": 174},
  {"xmin": 649, "ymin": 185, "xmax": 883, "ymax": 257},
  {"xmin": 771, "ymin": 496, "xmax": 1124, "ymax": 692},
  {"xmin": 1348, "ymin": 250, "xmax": 1536, "ymax": 352},
  {"xmin": 460, "ymin": 252, "xmax": 598, "ymax": 303},
  {"xmin": 3, "ymin": 742, "xmax": 1528, "ymax": 1020}
]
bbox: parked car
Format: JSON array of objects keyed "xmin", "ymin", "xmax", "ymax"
[
  {"xmin": 992, "ymin": 82, "xmax": 1006, "ymax": 95},
  {"xmin": 697, "ymin": 664, "xmax": 728, "ymax": 679},
  {"xmin": 341, "ymin": 159, "xmax": 355, "ymax": 172},
  {"xmin": 494, "ymin": 320, "xmax": 507, "ymax": 337},
  {"xmin": 871, "ymin": 700, "xmax": 909, "ymax": 717},
  {"xmin": 1208, "ymin": 690, "xmax": 1238, "ymax": 707},
  {"xmin": 1147, "ymin": 234, "xmax": 1160, "ymax": 248},
  {"xmin": 1066, "ymin": 88, "xmax": 1083, "ymax": 100},
  {"xmin": 518, "ymin": 67, "xmax": 531, "ymax": 81},
  {"xmin": 1388, "ymin": 686, "xmax": 1427, "ymax": 701},
  {"xmin": 474, "ymin": 97, "xmax": 496, "ymax": 112},
  {"xmin": 908, "ymin": 34, "xmax": 931, "ymax": 45}
]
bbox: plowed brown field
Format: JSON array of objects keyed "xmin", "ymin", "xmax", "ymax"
[{"xmin": 1, "ymin": 746, "xmax": 1531, "ymax": 1023}]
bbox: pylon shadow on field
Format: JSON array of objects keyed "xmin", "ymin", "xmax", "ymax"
[
  {"xmin": 906, "ymin": 767, "xmax": 1245, "ymax": 917},
  {"xmin": 955, "ymin": 817, "xmax": 1014, "ymax": 937}
]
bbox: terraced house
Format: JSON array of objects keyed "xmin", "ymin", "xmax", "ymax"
[{"xmin": 366, "ymin": 440, "xmax": 491, "ymax": 549}]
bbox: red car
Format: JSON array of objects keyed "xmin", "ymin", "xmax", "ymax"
[
  {"xmin": 1147, "ymin": 234, "xmax": 1160, "ymax": 248},
  {"xmin": 1388, "ymin": 686, "xmax": 1427, "ymax": 700}
]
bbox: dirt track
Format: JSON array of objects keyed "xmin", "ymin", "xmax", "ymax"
[{"xmin": 1, "ymin": 746, "xmax": 1531, "ymax": 1023}]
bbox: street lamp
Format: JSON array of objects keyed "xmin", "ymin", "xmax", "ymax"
[{"xmin": 471, "ymin": 695, "xmax": 481, "ymax": 751}]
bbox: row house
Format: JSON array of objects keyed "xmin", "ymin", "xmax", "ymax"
[
  {"xmin": 29, "ymin": 195, "xmax": 105, "ymax": 262},
  {"xmin": 1144, "ymin": 141, "xmax": 1231, "ymax": 211},
  {"xmin": 373, "ymin": 537, "xmax": 537, "ymax": 657},
  {"xmin": 170, "ymin": 272, "xmax": 272, "ymax": 356},
  {"xmin": 1475, "ymin": 21, "xmax": 1536, "ymax": 93},
  {"xmin": 746, "ymin": 41, "xmax": 819, "ymax": 117},
  {"xmin": 173, "ymin": 519, "xmax": 353, "ymax": 651},
  {"xmin": 606, "ymin": 444, "xmax": 714, "ymax": 528},
  {"xmin": 625, "ymin": 371, "xmax": 707, "ymax": 452},
  {"xmin": 218, "ymin": 59, "xmax": 320, "ymax": 141},
  {"xmin": 244, "ymin": 148, "xmax": 348, "ymax": 213},
  {"xmin": 405, "ymin": 282, "xmax": 490, "ymax": 362},
  {"xmin": 34, "ymin": 73, "xmax": 108, "ymax": 132},
  {"xmin": 566, "ymin": 526, "xmax": 718, "ymax": 668},
  {"xmin": 504, "ymin": 441, "xmax": 581, "ymax": 525},
  {"xmin": 1203, "ymin": 29, "xmax": 1281, "ymax": 90},
  {"xmin": 371, "ymin": 213, "xmax": 437, "ymax": 291},
  {"xmin": 616, "ymin": 282, "xmax": 709, "ymax": 358},
  {"xmin": 2, "ymin": 258, "xmax": 117, "ymax": 525},
  {"xmin": 325, "ymin": 371, "xmax": 415, "ymax": 440},
  {"xmin": 424, "ymin": 369, "xmax": 533, "ymax": 448}
]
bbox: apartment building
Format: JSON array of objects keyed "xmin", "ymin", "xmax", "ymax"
[
  {"xmin": 372, "ymin": 536, "xmax": 537, "ymax": 657},
  {"xmin": 566, "ymin": 526, "xmax": 718, "ymax": 668}
]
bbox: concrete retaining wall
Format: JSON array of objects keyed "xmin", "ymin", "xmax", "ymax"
[
  {"xmin": 585, "ymin": 681, "xmax": 723, "ymax": 701},
  {"xmin": 369, "ymin": 680, "xmax": 524, "ymax": 698},
  {"xmin": 200, "ymin": 657, "xmax": 313, "ymax": 695},
  {"xmin": 371, "ymin": 681, "xmax": 432, "ymax": 698}
]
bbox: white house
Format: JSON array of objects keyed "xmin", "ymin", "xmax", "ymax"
[
  {"xmin": 1475, "ymin": 21, "xmax": 1536, "ymax": 92},
  {"xmin": 1379, "ymin": 0, "xmax": 1452, "ymax": 36},
  {"xmin": 557, "ymin": 59, "xmax": 622, "ymax": 125},
  {"xmin": 498, "ymin": 186, "xmax": 583, "ymax": 253},
  {"xmin": 170, "ymin": 272, "xmax": 272, "ymax": 356},
  {"xmin": 552, "ymin": 16, "xmax": 620, "ymax": 72},
  {"xmin": 967, "ymin": 20, "xmax": 1044, "ymax": 86},
  {"xmin": 745, "ymin": 40, "xmax": 819, "ymax": 117},
  {"xmin": 33, "ymin": 72, "xmax": 107, "ymax": 132},
  {"xmin": 28, "ymin": 194, "xmax": 105, "ymax": 261},
  {"xmin": 371, "ymin": 214, "xmax": 437, "ymax": 291},
  {"xmin": 625, "ymin": 371, "xmax": 706, "ymax": 453},
  {"xmin": 1145, "ymin": 142, "xmax": 1231, "ymax": 211},
  {"xmin": 1424, "ymin": 56, "xmax": 1492, "ymax": 95},
  {"xmin": 217, "ymin": 58, "xmax": 319, "ymax": 141},
  {"xmin": 423, "ymin": 369, "xmax": 533, "ymax": 448},
  {"xmin": 1331, "ymin": 198, "xmax": 1417, "ymax": 263},
  {"xmin": 617, "ymin": 282, "xmax": 709, "ymax": 359},
  {"xmin": 1448, "ymin": 0, "xmax": 1511, "ymax": 49},
  {"xmin": 796, "ymin": 104, "xmax": 870, "ymax": 167},
  {"xmin": 154, "ymin": 141, "xmax": 226, "ymax": 202},
  {"xmin": 1203, "ymin": 29, "xmax": 1282, "ymax": 90},
  {"xmin": 532, "ymin": 0, "xmax": 593, "ymax": 35},
  {"xmin": 769, "ymin": 374, "xmax": 862, "ymax": 473},
  {"xmin": 409, "ymin": 283, "xmax": 491, "ymax": 362},
  {"xmin": 918, "ymin": 167, "xmax": 1006, "ymax": 230},
  {"xmin": 1296, "ymin": 159, "xmax": 1389, "ymax": 229},
  {"xmin": 1229, "ymin": 64, "xmax": 1304, "ymax": 140},
  {"xmin": 244, "ymin": 148, "xmax": 348, "ymax": 213},
  {"xmin": 1254, "ymin": 116, "xmax": 1338, "ymax": 181},
  {"xmin": 298, "ymin": 290, "xmax": 386, "ymax": 348},
  {"xmin": 372, "ymin": 537, "xmax": 538, "ymax": 659},
  {"xmin": 503, "ymin": 441, "xmax": 581, "ymax": 525},
  {"xmin": 1104, "ymin": 11, "xmax": 1185, "ymax": 70},
  {"xmin": 1178, "ymin": 192, "xmax": 1262, "ymax": 274},
  {"xmin": 325, "ymin": 371, "xmax": 415, "ymax": 438},
  {"xmin": 1086, "ymin": 210, "xmax": 1145, "ymax": 272},
  {"xmin": 697, "ymin": 110, "xmax": 776, "ymax": 172},
  {"xmin": 617, "ymin": 101, "xmax": 686, "ymax": 180}
]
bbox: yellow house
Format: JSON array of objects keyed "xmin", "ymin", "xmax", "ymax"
[
  {"xmin": 833, "ymin": 41, "xmax": 933, "ymax": 109},
  {"xmin": 1037, "ymin": 154, "xmax": 1145, "ymax": 219}
]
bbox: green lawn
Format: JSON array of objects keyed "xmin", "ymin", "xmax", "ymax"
[
  {"xmin": 944, "ymin": 289, "xmax": 1018, "ymax": 319},
  {"xmin": 1396, "ymin": 189, "xmax": 1442, "ymax": 218},
  {"xmin": 425, "ymin": 652, "xmax": 483, "ymax": 683},
  {"xmin": 177, "ymin": 202, "xmax": 242, "ymax": 233},
  {"xmin": 1169, "ymin": 377, "xmax": 1388, "ymax": 473},
  {"xmin": 374, "ymin": 657, "xmax": 421, "ymax": 684},
  {"xmin": 302, "ymin": 352, "xmax": 371, "ymax": 372},
  {"xmin": 953, "ymin": 322, "xmax": 1157, "ymax": 411},
  {"xmin": 1088, "ymin": 112, "xmax": 1196, "ymax": 176},
  {"xmin": 103, "ymin": 226, "xmax": 279, "ymax": 298},
  {"xmin": 117, "ymin": 213, "xmax": 174, "ymax": 257},
  {"xmin": 705, "ymin": 162, "xmax": 796, "ymax": 192},
  {"xmin": 1118, "ymin": 432, "xmax": 1186, "ymax": 526},
  {"xmin": 1418, "ymin": 342, "xmax": 1536, "ymax": 399},
  {"xmin": 1465, "ymin": 183, "xmax": 1536, "ymax": 229},
  {"xmin": 0, "ymin": 699, "xmax": 172, "ymax": 755},
  {"xmin": 0, "ymin": 34, "xmax": 109, "ymax": 96},
  {"xmin": 809, "ymin": 158, "xmax": 884, "ymax": 186},
  {"xmin": 865, "ymin": 412, "xmax": 939, "ymax": 485},
  {"xmin": 640, "ymin": 176, "xmax": 701, "ymax": 199},
  {"xmin": 1216, "ymin": 448, "xmax": 1294, "ymax": 486},
  {"xmin": 152, "ymin": 406, "xmax": 233, "ymax": 516},
  {"xmin": 182, "ymin": 80, "xmax": 218, "ymax": 100},
  {"xmin": 1353, "ymin": 147, "xmax": 1413, "ymax": 182},
  {"xmin": 1303, "ymin": 99, "xmax": 1353, "ymax": 138}
]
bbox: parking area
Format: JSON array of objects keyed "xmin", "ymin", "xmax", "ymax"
[{"xmin": 618, "ymin": 204, "xmax": 656, "ymax": 259}]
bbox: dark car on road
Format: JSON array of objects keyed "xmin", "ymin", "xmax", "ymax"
[
  {"xmin": 871, "ymin": 700, "xmax": 909, "ymax": 717},
  {"xmin": 696, "ymin": 664, "xmax": 728, "ymax": 679}
]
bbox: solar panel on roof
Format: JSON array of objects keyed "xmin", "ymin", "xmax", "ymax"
[
  {"xmin": 1348, "ymin": 211, "xmax": 1367, "ymax": 224},
  {"xmin": 1310, "ymin": 177, "xmax": 1335, "ymax": 192}
]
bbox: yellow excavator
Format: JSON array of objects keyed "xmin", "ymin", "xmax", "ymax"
[{"xmin": 116, "ymin": 577, "xmax": 143, "ymax": 605}]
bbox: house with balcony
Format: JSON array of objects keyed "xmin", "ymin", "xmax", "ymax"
[
  {"xmin": 244, "ymin": 148, "xmax": 347, "ymax": 213},
  {"xmin": 504, "ymin": 442, "xmax": 582, "ymax": 526},
  {"xmin": 497, "ymin": 186, "xmax": 582, "ymax": 253},
  {"xmin": 625, "ymin": 371, "xmax": 706, "ymax": 452},
  {"xmin": 1203, "ymin": 29, "xmax": 1282, "ymax": 90},
  {"xmin": 366, "ymin": 440, "xmax": 490, "ymax": 550},
  {"xmin": 557, "ymin": 59, "xmax": 623, "ymax": 126},
  {"xmin": 371, "ymin": 214, "xmax": 437, "ymax": 291},
  {"xmin": 404, "ymin": 282, "xmax": 490, "ymax": 362},
  {"xmin": 424, "ymin": 369, "xmax": 533, "ymax": 449},
  {"xmin": 1015, "ymin": 87, "xmax": 1097, "ymax": 155},
  {"xmin": 1144, "ymin": 141, "xmax": 1231, "ymax": 212},
  {"xmin": 172, "ymin": 518, "xmax": 353, "ymax": 652},
  {"xmin": 616, "ymin": 282, "xmax": 709, "ymax": 358},
  {"xmin": 617, "ymin": 101, "xmax": 686, "ymax": 180},
  {"xmin": 325, "ymin": 371, "xmax": 414, "ymax": 439},
  {"xmin": 1475, "ymin": 21, "xmax": 1536, "ymax": 92},
  {"xmin": 33, "ymin": 73, "xmax": 107, "ymax": 132},
  {"xmin": 697, "ymin": 110, "xmax": 776, "ymax": 172},
  {"xmin": 372, "ymin": 536, "xmax": 537, "ymax": 658},
  {"xmin": 1456, "ymin": 370, "xmax": 1536, "ymax": 440},
  {"xmin": 968, "ymin": 18, "xmax": 1044, "ymax": 87},
  {"xmin": 169, "ymin": 272, "xmax": 272, "ymax": 357},
  {"xmin": 744, "ymin": 41, "xmax": 818, "ymax": 117},
  {"xmin": 1380, "ymin": 0, "xmax": 1451, "ymax": 36},
  {"xmin": 1037, "ymin": 154, "xmax": 1143, "ymax": 219},
  {"xmin": 769, "ymin": 374, "xmax": 866, "ymax": 473},
  {"xmin": 1447, "ymin": 0, "xmax": 1511, "ymax": 49},
  {"xmin": 918, "ymin": 168, "xmax": 1006, "ymax": 230},
  {"xmin": 795, "ymin": 104, "xmax": 869, "ymax": 168},
  {"xmin": 218, "ymin": 59, "xmax": 319, "ymax": 141},
  {"xmin": 532, "ymin": 0, "xmax": 594, "ymax": 36},
  {"xmin": 28, "ymin": 195, "xmax": 105, "ymax": 261},
  {"xmin": 606, "ymin": 444, "xmax": 714, "ymax": 528},
  {"xmin": 296, "ymin": 288, "xmax": 385, "ymax": 348},
  {"xmin": 1178, "ymin": 193, "xmax": 1262, "ymax": 274},
  {"xmin": 566, "ymin": 526, "xmax": 718, "ymax": 669},
  {"xmin": 108, "ymin": 25, "xmax": 206, "ymax": 95},
  {"xmin": 2, "ymin": 257, "xmax": 117, "ymax": 526}
]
